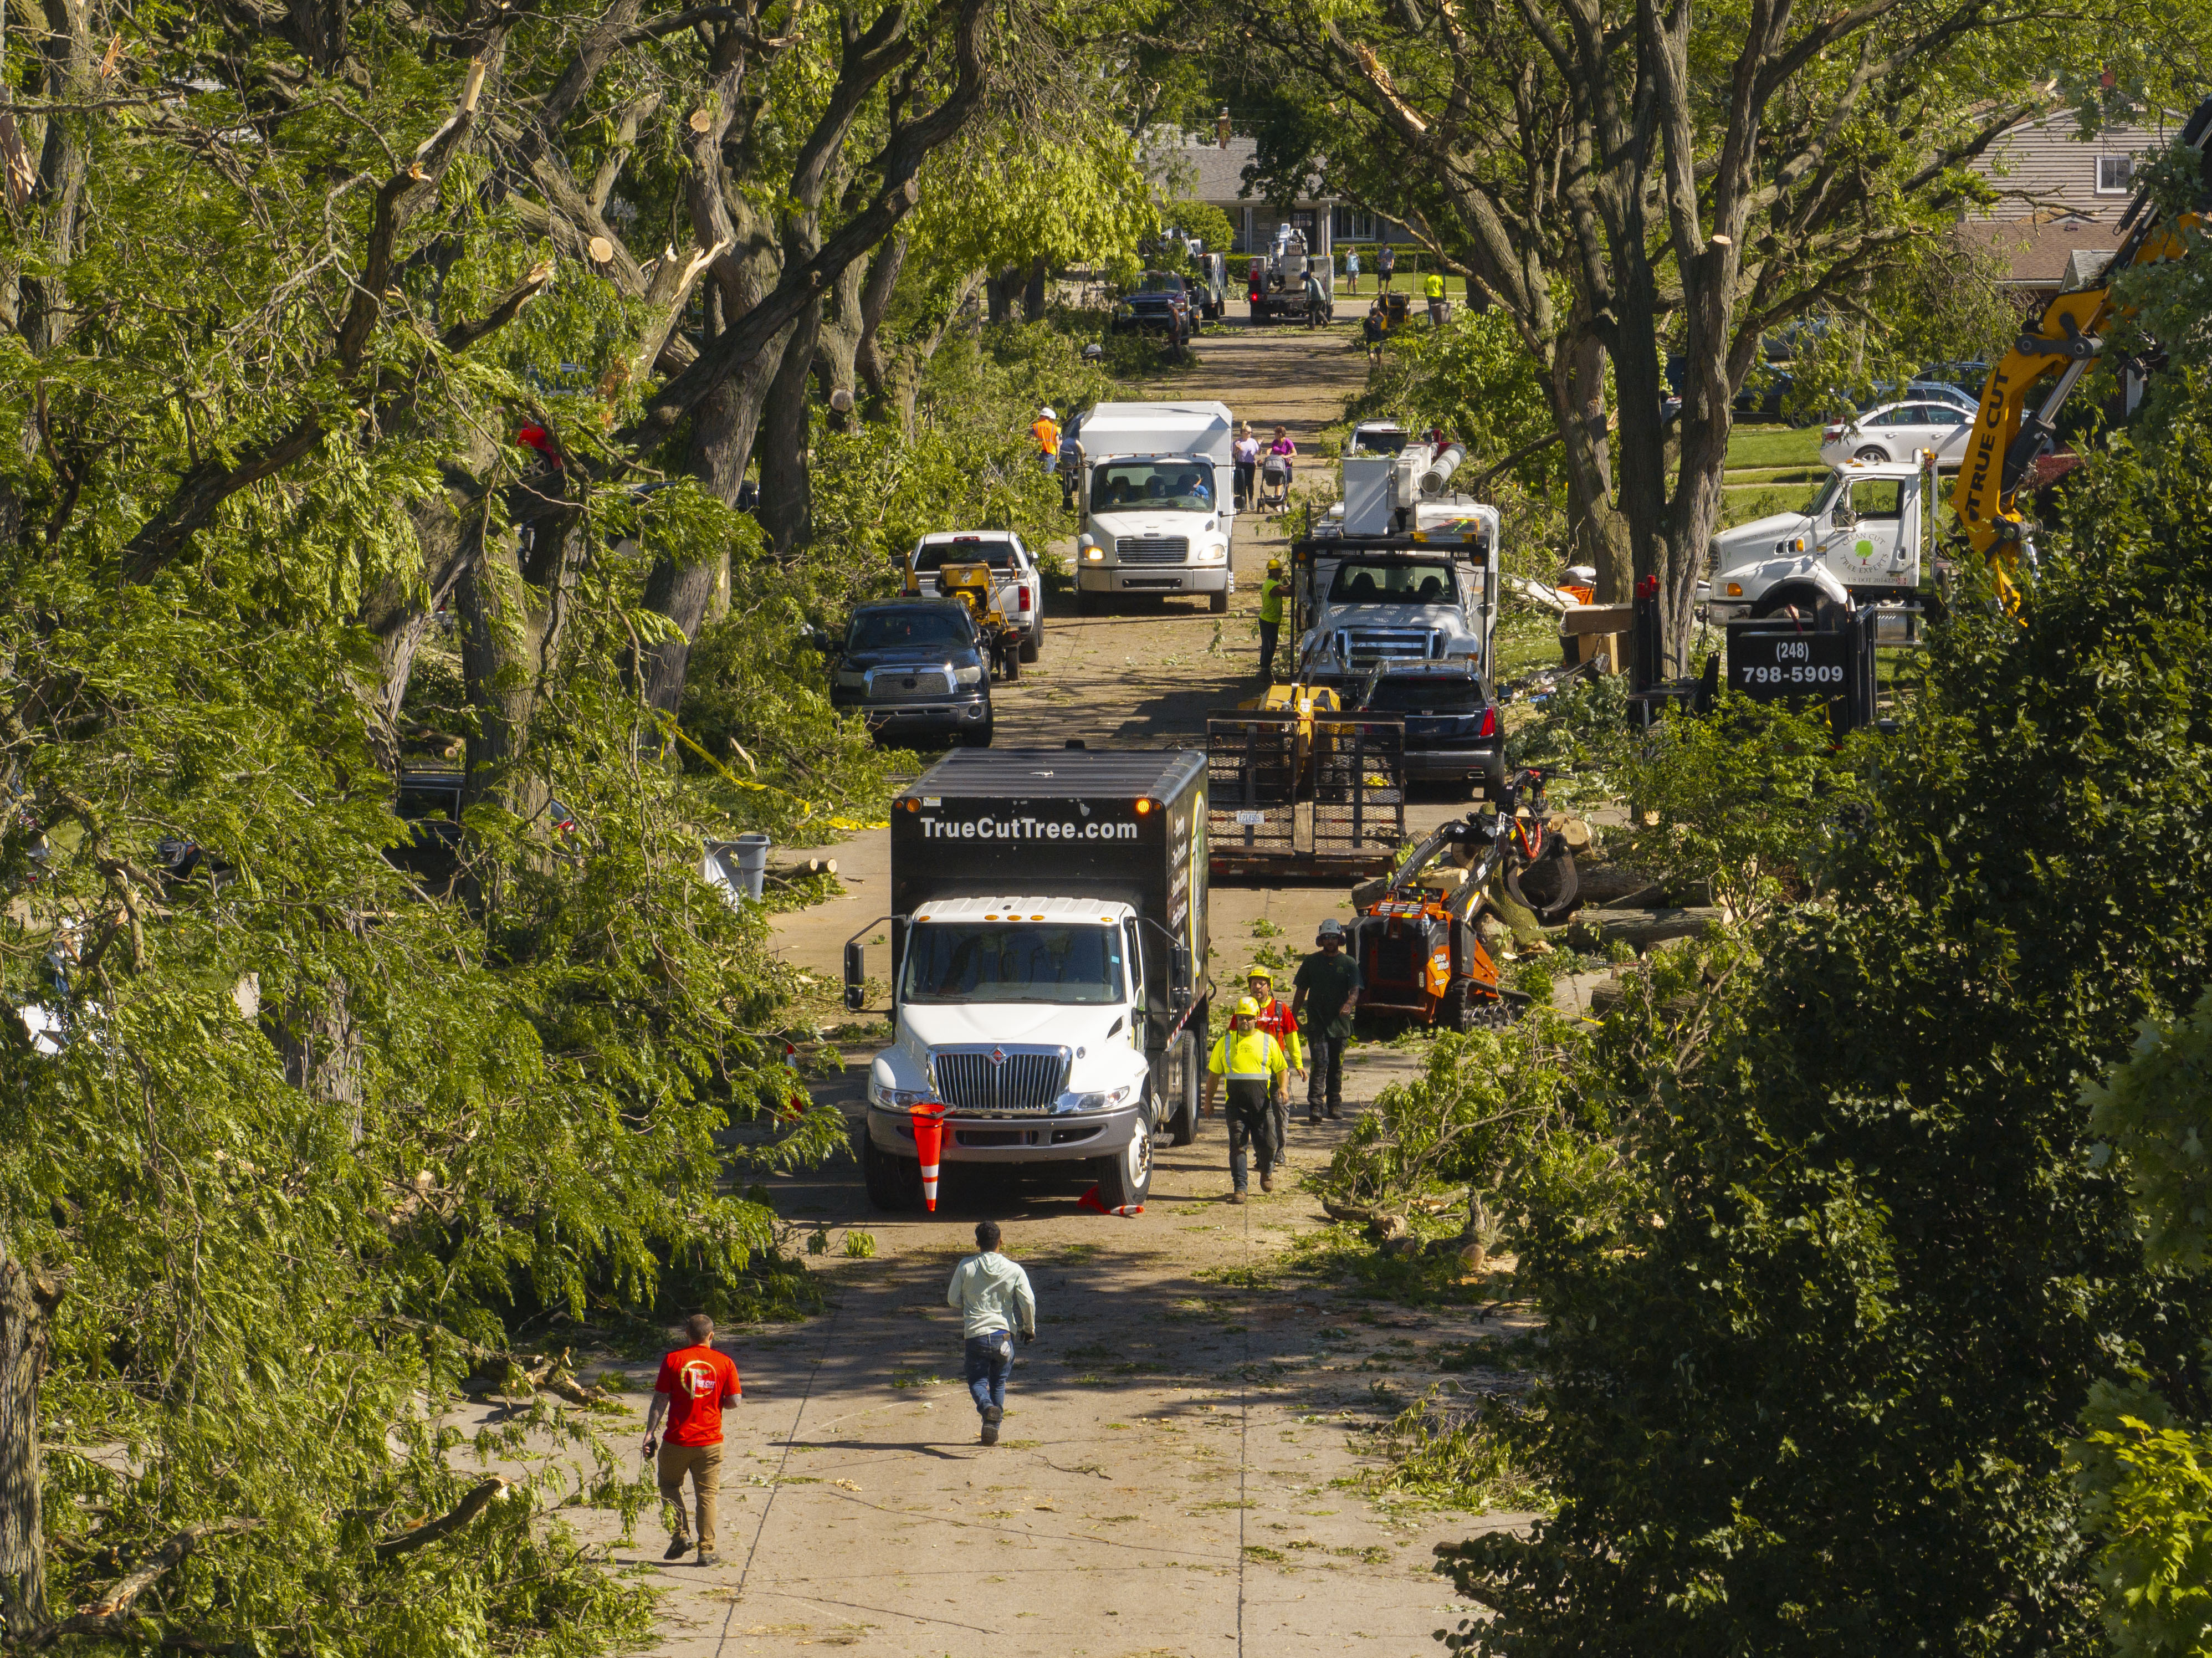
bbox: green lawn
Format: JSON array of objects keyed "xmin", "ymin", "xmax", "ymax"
[{"xmin": 1725, "ymin": 423, "xmax": 1822, "ymax": 470}]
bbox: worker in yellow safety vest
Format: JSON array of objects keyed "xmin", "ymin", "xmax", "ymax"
[
  {"xmin": 1424, "ymin": 270, "xmax": 1446, "ymax": 329},
  {"xmin": 1258, "ymin": 559, "xmax": 1286, "ymax": 682},
  {"xmin": 1203, "ymin": 997, "xmax": 1289, "ymax": 1203}
]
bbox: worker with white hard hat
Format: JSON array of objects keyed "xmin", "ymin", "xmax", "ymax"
[
  {"xmin": 1291, "ymin": 918, "xmax": 1362, "ymax": 1122},
  {"xmin": 1031, "ymin": 407, "xmax": 1061, "ymax": 474}
]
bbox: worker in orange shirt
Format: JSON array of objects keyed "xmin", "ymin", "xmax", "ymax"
[
  {"xmin": 1031, "ymin": 406, "xmax": 1060, "ymax": 474},
  {"xmin": 1244, "ymin": 964, "xmax": 1305, "ymax": 1160}
]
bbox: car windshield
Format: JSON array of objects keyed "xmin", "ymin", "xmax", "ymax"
[
  {"xmin": 847, "ymin": 609, "xmax": 970, "ymax": 652},
  {"xmin": 1804, "ymin": 472, "xmax": 1846, "ymax": 519},
  {"xmin": 1364, "ymin": 678, "xmax": 1484, "ymax": 713},
  {"xmin": 902, "ymin": 923, "xmax": 1125, "ymax": 1005},
  {"xmin": 1349, "ymin": 427, "xmax": 1409, "ymax": 454},
  {"xmin": 1328, "ymin": 560, "xmax": 1457, "ymax": 604},
  {"xmin": 1134, "ymin": 274, "xmax": 1186, "ymax": 295},
  {"xmin": 915, "ymin": 540, "xmax": 1017, "ymax": 571},
  {"xmin": 1091, "ymin": 460, "xmax": 1214, "ymax": 511}
]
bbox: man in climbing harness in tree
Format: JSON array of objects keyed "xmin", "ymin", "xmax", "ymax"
[
  {"xmin": 1258, "ymin": 558, "xmax": 1286, "ymax": 681},
  {"xmin": 1203, "ymin": 996, "xmax": 1289, "ymax": 1203}
]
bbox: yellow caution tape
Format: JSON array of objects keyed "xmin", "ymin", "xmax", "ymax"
[{"xmin": 654, "ymin": 711, "xmax": 888, "ymax": 833}]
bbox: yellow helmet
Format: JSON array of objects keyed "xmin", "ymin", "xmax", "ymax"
[
  {"xmin": 1267, "ymin": 557, "xmax": 1282, "ymax": 572},
  {"xmin": 1245, "ymin": 964, "xmax": 1274, "ymax": 983},
  {"xmin": 1234, "ymin": 996, "xmax": 1261, "ymax": 1017}
]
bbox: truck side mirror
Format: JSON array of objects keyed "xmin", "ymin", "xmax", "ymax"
[
  {"xmin": 843, "ymin": 938, "xmax": 867, "ymax": 1011},
  {"xmin": 811, "ymin": 629, "xmax": 837, "ymax": 654}
]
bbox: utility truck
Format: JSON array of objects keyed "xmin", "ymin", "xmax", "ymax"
[
  {"xmin": 843, "ymin": 746, "xmax": 1211, "ymax": 1214},
  {"xmin": 1706, "ymin": 453, "xmax": 1936, "ymax": 638},
  {"xmin": 1248, "ymin": 224, "xmax": 1333, "ymax": 326},
  {"xmin": 1070, "ymin": 401, "xmax": 1237, "ymax": 614}
]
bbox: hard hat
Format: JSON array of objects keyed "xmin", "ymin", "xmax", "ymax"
[
  {"xmin": 1317, "ymin": 918, "xmax": 1346, "ymax": 940},
  {"xmin": 1234, "ymin": 996, "xmax": 1261, "ymax": 1017},
  {"xmin": 1245, "ymin": 964, "xmax": 1274, "ymax": 982},
  {"xmin": 1267, "ymin": 558, "xmax": 1282, "ymax": 572},
  {"xmin": 1040, "ymin": 407, "xmax": 1056, "ymax": 420}
]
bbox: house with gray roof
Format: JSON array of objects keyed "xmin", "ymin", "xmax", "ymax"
[
  {"xmin": 1141, "ymin": 130, "xmax": 1412, "ymax": 256},
  {"xmin": 1962, "ymin": 112, "xmax": 2177, "ymax": 299}
]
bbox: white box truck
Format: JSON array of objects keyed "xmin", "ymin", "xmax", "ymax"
[{"xmin": 1068, "ymin": 401, "xmax": 1237, "ymax": 614}]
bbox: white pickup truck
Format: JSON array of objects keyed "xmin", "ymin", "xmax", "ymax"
[
  {"xmin": 1069, "ymin": 401, "xmax": 1236, "ymax": 614},
  {"xmin": 1706, "ymin": 454, "xmax": 1936, "ymax": 627}
]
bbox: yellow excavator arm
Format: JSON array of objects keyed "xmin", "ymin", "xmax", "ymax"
[{"xmin": 1952, "ymin": 96, "xmax": 2212, "ymax": 613}]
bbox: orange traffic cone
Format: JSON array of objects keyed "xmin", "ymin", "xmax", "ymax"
[
  {"xmin": 1078, "ymin": 1186, "xmax": 1144, "ymax": 1218},
  {"xmin": 910, "ymin": 1105, "xmax": 948, "ymax": 1211}
]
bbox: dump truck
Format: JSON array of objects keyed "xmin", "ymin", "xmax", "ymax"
[{"xmin": 844, "ymin": 746, "xmax": 1212, "ymax": 1213}]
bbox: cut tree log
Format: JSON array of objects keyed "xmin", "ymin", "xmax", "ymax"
[
  {"xmin": 1556, "ymin": 907, "xmax": 1719, "ymax": 952},
  {"xmin": 375, "ymin": 1478, "xmax": 511, "ymax": 1559},
  {"xmin": 1501, "ymin": 575, "xmax": 1576, "ymax": 615}
]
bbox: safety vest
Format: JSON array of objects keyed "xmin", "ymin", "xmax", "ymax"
[
  {"xmin": 1031, "ymin": 418, "xmax": 1059, "ymax": 454},
  {"xmin": 1208, "ymin": 1028, "xmax": 1287, "ymax": 1083},
  {"xmin": 1425, "ymin": 273, "xmax": 1445, "ymax": 300},
  {"xmin": 1251, "ymin": 996, "xmax": 1303, "ymax": 1069},
  {"xmin": 1259, "ymin": 574, "xmax": 1284, "ymax": 624}
]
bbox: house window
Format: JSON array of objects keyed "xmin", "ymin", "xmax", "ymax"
[
  {"xmin": 2096, "ymin": 153, "xmax": 2134, "ymax": 194},
  {"xmin": 1333, "ymin": 207, "xmax": 1377, "ymax": 242}
]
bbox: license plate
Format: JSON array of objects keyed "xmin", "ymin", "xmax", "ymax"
[{"xmin": 1234, "ymin": 810, "xmax": 1267, "ymax": 826}]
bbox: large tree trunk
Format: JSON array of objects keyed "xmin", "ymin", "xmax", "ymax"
[
  {"xmin": 0, "ymin": 1250, "xmax": 62, "ymax": 1636},
  {"xmin": 1566, "ymin": 331, "xmax": 1631, "ymax": 601},
  {"xmin": 755, "ymin": 296, "xmax": 823, "ymax": 555},
  {"xmin": 457, "ymin": 465, "xmax": 576, "ymax": 819}
]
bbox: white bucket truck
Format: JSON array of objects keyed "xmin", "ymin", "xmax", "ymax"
[{"xmin": 1069, "ymin": 401, "xmax": 1236, "ymax": 615}]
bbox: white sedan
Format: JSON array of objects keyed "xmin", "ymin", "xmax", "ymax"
[{"xmin": 1820, "ymin": 401, "xmax": 1973, "ymax": 468}]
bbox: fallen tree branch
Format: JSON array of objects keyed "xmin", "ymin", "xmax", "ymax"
[
  {"xmin": 384, "ymin": 1314, "xmax": 612, "ymax": 1406},
  {"xmin": 373, "ymin": 1477, "xmax": 511, "ymax": 1559},
  {"xmin": 9, "ymin": 1519, "xmax": 264, "ymax": 1650}
]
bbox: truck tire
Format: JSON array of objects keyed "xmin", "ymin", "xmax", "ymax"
[
  {"xmin": 1020, "ymin": 617, "xmax": 1042, "ymax": 663},
  {"xmin": 1094, "ymin": 1111, "xmax": 1154, "ymax": 1210},
  {"xmin": 1168, "ymin": 1030, "xmax": 1201, "ymax": 1146},
  {"xmin": 863, "ymin": 1135, "xmax": 921, "ymax": 1211},
  {"xmin": 955, "ymin": 722, "xmax": 993, "ymax": 749},
  {"xmin": 1209, "ymin": 588, "xmax": 1229, "ymax": 615},
  {"xmin": 1749, "ymin": 584, "xmax": 1827, "ymax": 622},
  {"xmin": 1002, "ymin": 648, "xmax": 1020, "ymax": 682}
]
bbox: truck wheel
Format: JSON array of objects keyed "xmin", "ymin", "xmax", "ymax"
[
  {"xmin": 1094, "ymin": 1113, "xmax": 1154, "ymax": 1210},
  {"xmin": 1209, "ymin": 589, "xmax": 1229, "ymax": 615},
  {"xmin": 863, "ymin": 1135, "xmax": 921, "ymax": 1211},
  {"xmin": 1749, "ymin": 584, "xmax": 1827, "ymax": 622},
  {"xmin": 1169, "ymin": 1031, "xmax": 1201, "ymax": 1146},
  {"xmin": 1020, "ymin": 618, "xmax": 1042, "ymax": 663},
  {"xmin": 1002, "ymin": 649, "xmax": 1020, "ymax": 682}
]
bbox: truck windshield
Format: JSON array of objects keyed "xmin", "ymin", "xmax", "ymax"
[
  {"xmin": 1328, "ymin": 561, "xmax": 1457, "ymax": 604},
  {"xmin": 848, "ymin": 609, "xmax": 971, "ymax": 652},
  {"xmin": 902, "ymin": 923, "xmax": 1126, "ymax": 1005},
  {"xmin": 1092, "ymin": 460, "xmax": 1214, "ymax": 512},
  {"xmin": 915, "ymin": 540, "xmax": 1017, "ymax": 571},
  {"xmin": 1349, "ymin": 427, "xmax": 1408, "ymax": 455}
]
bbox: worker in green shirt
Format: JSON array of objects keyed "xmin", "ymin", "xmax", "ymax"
[
  {"xmin": 1424, "ymin": 269, "xmax": 1447, "ymax": 329},
  {"xmin": 1257, "ymin": 557, "xmax": 1286, "ymax": 682}
]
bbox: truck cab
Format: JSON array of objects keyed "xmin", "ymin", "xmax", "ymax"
[
  {"xmin": 1707, "ymin": 456, "xmax": 1934, "ymax": 623},
  {"xmin": 847, "ymin": 748, "xmax": 1211, "ymax": 1215},
  {"xmin": 1071, "ymin": 401, "xmax": 1237, "ymax": 615}
]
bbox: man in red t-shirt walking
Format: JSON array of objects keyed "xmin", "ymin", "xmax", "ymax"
[{"xmin": 643, "ymin": 1313, "xmax": 742, "ymax": 1565}]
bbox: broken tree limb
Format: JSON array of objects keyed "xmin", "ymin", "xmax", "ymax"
[
  {"xmin": 11, "ymin": 1518, "xmax": 265, "ymax": 1648},
  {"xmin": 1500, "ymin": 574, "xmax": 1576, "ymax": 615},
  {"xmin": 1558, "ymin": 907, "xmax": 1721, "ymax": 952},
  {"xmin": 373, "ymin": 1478, "xmax": 510, "ymax": 1559},
  {"xmin": 383, "ymin": 1316, "xmax": 611, "ymax": 1406}
]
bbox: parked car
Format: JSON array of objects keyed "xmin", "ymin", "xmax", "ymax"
[
  {"xmin": 392, "ymin": 770, "xmax": 578, "ymax": 886},
  {"xmin": 1819, "ymin": 400, "xmax": 1972, "ymax": 468},
  {"xmin": 1862, "ymin": 379, "xmax": 1978, "ymax": 413},
  {"xmin": 822, "ymin": 600, "xmax": 994, "ymax": 748},
  {"xmin": 1917, "ymin": 360, "xmax": 1991, "ymax": 400},
  {"xmin": 1355, "ymin": 667, "xmax": 1504, "ymax": 798},
  {"xmin": 908, "ymin": 531, "xmax": 1044, "ymax": 663}
]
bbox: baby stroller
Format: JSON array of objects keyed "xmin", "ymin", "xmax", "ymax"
[{"xmin": 1257, "ymin": 454, "xmax": 1291, "ymax": 510}]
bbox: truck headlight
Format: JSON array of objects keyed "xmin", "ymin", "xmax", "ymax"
[
  {"xmin": 1084, "ymin": 546, "xmax": 1105, "ymax": 562},
  {"xmin": 834, "ymin": 668, "xmax": 867, "ymax": 688},
  {"xmin": 954, "ymin": 663, "xmax": 983, "ymax": 685},
  {"xmin": 1199, "ymin": 541, "xmax": 1226, "ymax": 562},
  {"xmin": 870, "ymin": 1079, "xmax": 933, "ymax": 1108},
  {"xmin": 1072, "ymin": 1084, "xmax": 1134, "ymax": 1112}
]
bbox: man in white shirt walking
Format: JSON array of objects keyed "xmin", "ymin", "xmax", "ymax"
[{"xmin": 946, "ymin": 1220, "xmax": 1036, "ymax": 1445}]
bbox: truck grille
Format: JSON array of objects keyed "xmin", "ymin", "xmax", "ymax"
[
  {"xmin": 868, "ymin": 669, "xmax": 953, "ymax": 699},
  {"xmin": 1335, "ymin": 627, "xmax": 1442, "ymax": 665},
  {"xmin": 1117, "ymin": 536, "xmax": 1190, "ymax": 563},
  {"xmin": 931, "ymin": 1047, "xmax": 1069, "ymax": 1113}
]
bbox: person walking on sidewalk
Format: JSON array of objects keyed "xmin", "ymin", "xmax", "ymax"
[
  {"xmin": 643, "ymin": 1314, "xmax": 742, "ymax": 1567},
  {"xmin": 1233, "ymin": 423, "xmax": 1260, "ymax": 509},
  {"xmin": 1203, "ymin": 996, "xmax": 1289, "ymax": 1203},
  {"xmin": 1291, "ymin": 919, "xmax": 1363, "ymax": 1122},
  {"xmin": 947, "ymin": 1221, "xmax": 1035, "ymax": 1446},
  {"xmin": 1244, "ymin": 964, "xmax": 1305, "ymax": 1161},
  {"xmin": 1344, "ymin": 247, "xmax": 1360, "ymax": 294},
  {"xmin": 1257, "ymin": 559, "xmax": 1287, "ymax": 681}
]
